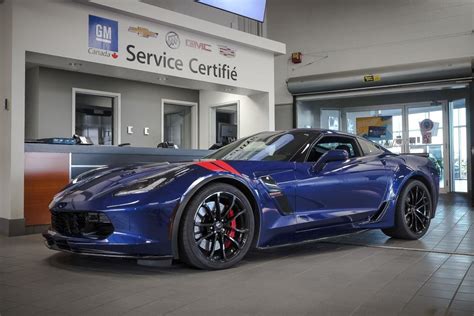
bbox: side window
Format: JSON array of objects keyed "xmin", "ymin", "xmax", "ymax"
[
  {"xmin": 358, "ymin": 138, "xmax": 384, "ymax": 156},
  {"xmin": 306, "ymin": 136, "xmax": 360, "ymax": 162}
]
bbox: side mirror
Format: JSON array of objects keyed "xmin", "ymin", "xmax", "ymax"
[{"xmin": 312, "ymin": 149, "xmax": 349, "ymax": 173}]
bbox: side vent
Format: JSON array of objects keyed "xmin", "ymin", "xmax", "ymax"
[{"xmin": 370, "ymin": 201, "xmax": 389, "ymax": 222}]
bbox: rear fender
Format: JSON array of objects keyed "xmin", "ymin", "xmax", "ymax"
[{"xmin": 359, "ymin": 168, "xmax": 437, "ymax": 229}]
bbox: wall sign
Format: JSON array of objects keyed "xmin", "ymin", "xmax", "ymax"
[
  {"xmin": 125, "ymin": 45, "xmax": 237, "ymax": 81},
  {"xmin": 356, "ymin": 116, "xmax": 393, "ymax": 140},
  {"xmin": 165, "ymin": 31, "xmax": 181, "ymax": 49},
  {"xmin": 128, "ymin": 26, "xmax": 158, "ymax": 39},
  {"xmin": 218, "ymin": 45, "xmax": 236, "ymax": 58},
  {"xmin": 86, "ymin": 15, "xmax": 244, "ymax": 83},
  {"xmin": 363, "ymin": 74, "xmax": 381, "ymax": 83},
  {"xmin": 420, "ymin": 118, "xmax": 434, "ymax": 144},
  {"xmin": 88, "ymin": 15, "xmax": 119, "ymax": 59},
  {"xmin": 88, "ymin": 15, "xmax": 118, "ymax": 52}
]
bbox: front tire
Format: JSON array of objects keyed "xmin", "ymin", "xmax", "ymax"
[
  {"xmin": 382, "ymin": 180, "xmax": 432, "ymax": 240},
  {"xmin": 179, "ymin": 183, "xmax": 255, "ymax": 270}
]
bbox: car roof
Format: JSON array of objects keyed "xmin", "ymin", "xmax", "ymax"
[{"xmin": 284, "ymin": 128, "xmax": 357, "ymax": 138}]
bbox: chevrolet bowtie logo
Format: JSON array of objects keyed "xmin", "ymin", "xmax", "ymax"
[{"xmin": 128, "ymin": 26, "xmax": 158, "ymax": 38}]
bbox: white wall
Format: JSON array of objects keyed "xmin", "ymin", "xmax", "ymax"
[
  {"xmin": 267, "ymin": 0, "xmax": 474, "ymax": 104},
  {"xmin": 0, "ymin": 1, "xmax": 13, "ymax": 222},
  {"xmin": 199, "ymin": 90, "xmax": 270, "ymax": 149},
  {"xmin": 275, "ymin": 104, "xmax": 293, "ymax": 131},
  {"xmin": 26, "ymin": 67, "xmax": 199, "ymax": 147}
]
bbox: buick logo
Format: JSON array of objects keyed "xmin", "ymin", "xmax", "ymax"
[{"xmin": 165, "ymin": 31, "xmax": 180, "ymax": 49}]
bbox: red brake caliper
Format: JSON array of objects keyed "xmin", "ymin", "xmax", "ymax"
[{"xmin": 225, "ymin": 210, "xmax": 236, "ymax": 248}]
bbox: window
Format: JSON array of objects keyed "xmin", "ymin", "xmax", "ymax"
[
  {"xmin": 73, "ymin": 90, "xmax": 120, "ymax": 146},
  {"xmin": 205, "ymin": 131, "xmax": 315, "ymax": 161},
  {"xmin": 345, "ymin": 108, "xmax": 402, "ymax": 154},
  {"xmin": 320, "ymin": 109, "xmax": 340, "ymax": 130},
  {"xmin": 162, "ymin": 100, "xmax": 198, "ymax": 149},
  {"xmin": 450, "ymin": 99, "xmax": 467, "ymax": 192},
  {"xmin": 163, "ymin": 103, "xmax": 192, "ymax": 149},
  {"xmin": 307, "ymin": 136, "xmax": 360, "ymax": 162},
  {"xmin": 210, "ymin": 103, "xmax": 238, "ymax": 147},
  {"xmin": 358, "ymin": 138, "xmax": 385, "ymax": 156}
]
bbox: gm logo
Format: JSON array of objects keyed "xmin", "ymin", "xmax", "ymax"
[{"xmin": 89, "ymin": 15, "xmax": 118, "ymax": 52}]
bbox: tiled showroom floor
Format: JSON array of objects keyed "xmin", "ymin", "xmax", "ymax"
[{"xmin": 0, "ymin": 194, "xmax": 473, "ymax": 316}]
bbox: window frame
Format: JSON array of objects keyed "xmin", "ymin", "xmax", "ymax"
[
  {"xmin": 303, "ymin": 134, "xmax": 363, "ymax": 163},
  {"xmin": 205, "ymin": 130, "xmax": 320, "ymax": 162},
  {"xmin": 72, "ymin": 88, "xmax": 121, "ymax": 146},
  {"xmin": 356, "ymin": 137, "xmax": 387, "ymax": 156},
  {"xmin": 161, "ymin": 99, "xmax": 198, "ymax": 149}
]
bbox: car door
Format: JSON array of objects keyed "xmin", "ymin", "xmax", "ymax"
[
  {"xmin": 295, "ymin": 135, "xmax": 391, "ymax": 231},
  {"xmin": 343, "ymin": 137, "xmax": 393, "ymax": 221}
]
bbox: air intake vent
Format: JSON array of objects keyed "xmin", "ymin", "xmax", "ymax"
[{"xmin": 51, "ymin": 211, "xmax": 114, "ymax": 239}]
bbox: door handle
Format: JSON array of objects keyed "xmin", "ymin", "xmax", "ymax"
[{"xmin": 381, "ymin": 159, "xmax": 387, "ymax": 166}]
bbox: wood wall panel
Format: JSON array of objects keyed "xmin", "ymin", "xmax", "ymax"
[{"xmin": 24, "ymin": 153, "xmax": 70, "ymax": 226}]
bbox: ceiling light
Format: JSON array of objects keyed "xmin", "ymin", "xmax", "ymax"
[
  {"xmin": 158, "ymin": 76, "xmax": 167, "ymax": 81},
  {"xmin": 68, "ymin": 62, "xmax": 82, "ymax": 69}
]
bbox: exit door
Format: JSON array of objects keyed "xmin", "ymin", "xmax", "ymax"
[
  {"xmin": 341, "ymin": 101, "xmax": 451, "ymax": 193},
  {"xmin": 405, "ymin": 101, "xmax": 449, "ymax": 193}
]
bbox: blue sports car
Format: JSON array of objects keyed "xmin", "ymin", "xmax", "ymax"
[{"xmin": 43, "ymin": 129, "xmax": 439, "ymax": 270}]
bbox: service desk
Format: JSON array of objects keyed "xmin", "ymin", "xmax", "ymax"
[{"xmin": 24, "ymin": 144, "xmax": 211, "ymax": 229}]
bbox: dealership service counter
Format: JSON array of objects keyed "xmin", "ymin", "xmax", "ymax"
[{"xmin": 24, "ymin": 144, "xmax": 211, "ymax": 229}]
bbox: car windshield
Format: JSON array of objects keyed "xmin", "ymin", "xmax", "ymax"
[{"xmin": 204, "ymin": 131, "xmax": 315, "ymax": 161}]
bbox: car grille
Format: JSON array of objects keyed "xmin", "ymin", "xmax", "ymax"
[{"xmin": 51, "ymin": 211, "xmax": 114, "ymax": 239}]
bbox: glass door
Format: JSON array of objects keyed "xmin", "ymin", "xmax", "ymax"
[
  {"xmin": 344, "ymin": 107, "xmax": 403, "ymax": 153},
  {"xmin": 320, "ymin": 109, "xmax": 341, "ymax": 131},
  {"xmin": 406, "ymin": 102, "xmax": 448, "ymax": 192},
  {"xmin": 449, "ymin": 99, "xmax": 468, "ymax": 193},
  {"xmin": 163, "ymin": 103, "xmax": 192, "ymax": 149}
]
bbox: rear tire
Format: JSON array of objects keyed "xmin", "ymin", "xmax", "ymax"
[
  {"xmin": 382, "ymin": 180, "xmax": 432, "ymax": 240},
  {"xmin": 179, "ymin": 183, "xmax": 255, "ymax": 270}
]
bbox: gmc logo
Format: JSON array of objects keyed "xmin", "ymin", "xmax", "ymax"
[{"xmin": 186, "ymin": 39, "xmax": 212, "ymax": 52}]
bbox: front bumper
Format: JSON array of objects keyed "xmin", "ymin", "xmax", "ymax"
[
  {"xmin": 42, "ymin": 205, "xmax": 176, "ymax": 259},
  {"xmin": 42, "ymin": 229, "xmax": 173, "ymax": 260}
]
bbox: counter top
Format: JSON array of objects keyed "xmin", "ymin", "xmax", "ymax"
[{"xmin": 25, "ymin": 143, "xmax": 213, "ymax": 157}]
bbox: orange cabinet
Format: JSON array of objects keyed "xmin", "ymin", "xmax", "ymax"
[{"xmin": 24, "ymin": 152, "xmax": 70, "ymax": 226}]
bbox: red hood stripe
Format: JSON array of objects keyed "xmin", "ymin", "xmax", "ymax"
[
  {"xmin": 195, "ymin": 161, "xmax": 226, "ymax": 172},
  {"xmin": 195, "ymin": 160, "xmax": 240, "ymax": 175},
  {"xmin": 212, "ymin": 160, "xmax": 241, "ymax": 175}
]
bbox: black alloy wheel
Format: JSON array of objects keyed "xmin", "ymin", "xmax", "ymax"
[
  {"xmin": 382, "ymin": 180, "xmax": 432, "ymax": 240},
  {"xmin": 404, "ymin": 184, "xmax": 431, "ymax": 234},
  {"xmin": 179, "ymin": 183, "xmax": 255, "ymax": 270}
]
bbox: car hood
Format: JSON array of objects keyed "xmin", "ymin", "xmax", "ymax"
[{"xmin": 52, "ymin": 161, "xmax": 194, "ymax": 205}]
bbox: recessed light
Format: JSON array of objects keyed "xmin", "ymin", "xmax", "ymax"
[
  {"xmin": 68, "ymin": 62, "xmax": 82, "ymax": 69},
  {"xmin": 158, "ymin": 76, "xmax": 167, "ymax": 81},
  {"xmin": 224, "ymin": 87, "xmax": 233, "ymax": 92}
]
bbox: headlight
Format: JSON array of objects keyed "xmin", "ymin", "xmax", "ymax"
[{"xmin": 114, "ymin": 177, "xmax": 167, "ymax": 196}]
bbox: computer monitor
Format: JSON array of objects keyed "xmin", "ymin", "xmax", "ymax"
[{"xmin": 195, "ymin": 0, "xmax": 267, "ymax": 23}]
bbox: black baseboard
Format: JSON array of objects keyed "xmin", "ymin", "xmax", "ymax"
[{"xmin": 24, "ymin": 224, "xmax": 49, "ymax": 235}]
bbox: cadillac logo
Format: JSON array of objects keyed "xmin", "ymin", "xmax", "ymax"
[
  {"xmin": 165, "ymin": 31, "xmax": 180, "ymax": 49},
  {"xmin": 218, "ymin": 45, "xmax": 236, "ymax": 58}
]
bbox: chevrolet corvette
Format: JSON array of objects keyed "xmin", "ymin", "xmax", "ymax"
[{"xmin": 43, "ymin": 129, "xmax": 439, "ymax": 269}]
